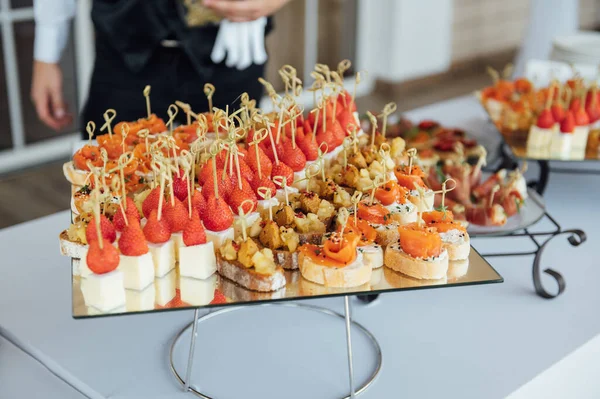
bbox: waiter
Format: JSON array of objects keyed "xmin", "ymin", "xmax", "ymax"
[{"xmin": 31, "ymin": 0, "xmax": 291, "ymax": 134}]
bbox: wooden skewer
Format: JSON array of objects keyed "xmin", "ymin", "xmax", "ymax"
[
  {"xmin": 204, "ymin": 83, "xmax": 215, "ymax": 116},
  {"xmin": 237, "ymin": 199, "xmax": 255, "ymax": 242},
  {"xmin": 406, "ymin": 148, "xmax": 417, "ymax": 175},
  {"xmin": 350, "ymin": 191, "xmax": 362, "ymax": 227},
  {"xmin": 143, "ymin": 85, "xmax": 152, "ymax": 119},
  {"xmin": 86, "ymin": 121, "xmax": 95, "ymax": 144},
  {"xmin": 257, "ymin": 187, "xmax": 273, "ymax": 221},
  {"xmin": 101, "ymin": 109, "xmax": 117, "ymax": 138}
]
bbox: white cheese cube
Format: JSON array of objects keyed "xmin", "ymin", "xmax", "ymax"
[
  {"xmin": 80, "ymin": 270, "xmax": 126, "ymax": 312},
  {"xmin": 233, "ymin": 212, "xmax": 260, "ymax": 240},
  {"xmin": 171, "ymin": 232, "xmax": 184, "ymax": 262},
  {"xmin": 119, "ymin": 252, "xmax": 155, "ymax": 290},
  {"xmin": 551, "ymin": 132, "xmax": 573, "ymax": 159},
  {"xmin": 292, "ymin": 170, "xmax": 307, "ymax": 191},
  {"xmin": 180, "ymin": 274, "xmax": 217, "ymax": 306},
  {"xmin": 79, "ymin": 247, "xmax": 92, "ymax": 278},
  {"xmin": 125, "ymin": 284, "xmax": 156, "ymax": 312},
  {"xmin": 155, "ymin": 269, "xmax": 177, "ymax": 306},
  {"xmin": 572, "ymin": 126, "xmax": 590, "ymax": 150},
  {"xmin": 205, "ymin": 227, "xmax": 234, "ymax": 251},
  {"xmin": 179, "ymin": 241, "xmax": 217, "ymax": 279},
  {"xmin": 257, "ymin": 197, "xmax": 279, "ymax": 218},
  {"xmin": 86, "ymin": 305, "xmax": 126, "ymax": 315},
  {"xmin": 148, "ymin": 240, "xmax": 176, "ymax": 277}
]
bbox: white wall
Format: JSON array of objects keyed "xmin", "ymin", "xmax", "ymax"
[{"xmin": 357, "ymin": 0, "xmax": 454, "ymax": 84}]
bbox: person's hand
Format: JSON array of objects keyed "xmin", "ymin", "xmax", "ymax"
[
  {"xmin": 203, "ymin": 0, "xmax": 291, "ymax": 22},
  {"xmin": 31, "ymin": 61, "xmax": 73, "ymax": 131}
]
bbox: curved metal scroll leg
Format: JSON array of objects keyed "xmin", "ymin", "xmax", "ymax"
[{"xmin": 532, "ymin": 229, "xmax": 586, "ymax": 299}]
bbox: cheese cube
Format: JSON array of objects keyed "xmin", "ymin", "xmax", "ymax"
[
  {"xmin": 257, "ymin": 197, "xmax": 279, "ymax": 218},
  {"xmin": 86, "ymin": 305, "xmax": 126, "ymax": 316},
  {"xmin": 119, "ymin": 252, "xmax": 155, "ymax": 290},
  {"xmin": 233, "ymin": 212, "xmax": 260, "ymax": 239},
  {"xmin": 148, "ymin": 240, "xmax": 176, "ymax": 277},
  {"xmin": 205, "ymin": 227, "xmax": 234, "ymax": 251},
  {"xmin": 179, "ymin": 241, "xmax": 217, "ymax": 280},
  {"xmin": 180, "ymin": 274, "xmax": 217, "ymax": 306},
  {"xmin": 155, "ymin": 269, "xmax": 177, "ymax": 306},
  {"xmin": 78, "ymin": 247, "xmax": 92, "ymax": 278},
  {"xmin": 80, "ymin": 270, "xmax": 126, "ymax": 312},
  {"xmin": 171, "ymin": 232, "xmax": 184, "ymax": 261},
  {"xmin": 125, "ymin": 284, "xmax": 156, "ymax": 312}
]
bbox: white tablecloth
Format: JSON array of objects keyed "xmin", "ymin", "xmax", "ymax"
[{"xmin": 1, "ymin": 96, "xmax": 599, "ymax": 398}]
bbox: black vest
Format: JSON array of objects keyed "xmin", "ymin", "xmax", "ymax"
[{"xmin": 91, "ymin": 0, "xmax": 272, "ymax": 80}]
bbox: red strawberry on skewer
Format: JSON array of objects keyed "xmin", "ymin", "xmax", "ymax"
[
  {"xmin": 172, "ymin": 170, "xmax": 189, "ymax": 202},
  {"xmin": 86, "ymin": 238, "xmax": 120, "ymax": 274},
  {"xmin": 85, "ymin": 214, "xmax": 116, "ymax": 244},
  {"xmin": 250, "ymin": 175, "xmax": 277, "ymax": 197},
  {"xmin": 119, "ymin": 219, "xmax": 149, "ymax": 256},
  {"xmin": 143, "ymin": 209, "xmax": 171, "ymax": 244},
  {"xmin": 142, "ymin": 186, "xmax": 161, "ymax": 218},
  {"xmin": 282, "ymin": 139, "xmax": 307, "ymax": 172},
  {"xmin": 113, "ymin": 197, "xmax": 140, "ymax": 232},
  {"xmin": 201, "ymin": 194, "xmax": 234, "ymax": 231},
  {"xmin": 164, "ymin": 196, "xmax": 189, "ymax": 233},
  {"xmin": 191, "ymin": 189, "xmax": 207, "ymax": 216},
  {"xmin": 183, "ymin": 211, "xmax": 207, "ymax": 246}
]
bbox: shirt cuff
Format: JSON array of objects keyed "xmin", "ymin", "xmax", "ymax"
[{"xmin": 34, "ymin": 23, "xmax": 70, "ymax": 64}]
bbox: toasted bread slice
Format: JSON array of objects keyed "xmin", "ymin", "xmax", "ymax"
[
  {"xmin": 371, "ymin": 222, "xmax": 400, "ymax": 246},
  {"xmin": 216, "ymin": 253, "xmax": 286, "ymax": 292},
  {"xmin": 384, "ymin": 243, "xmax": 448, "ymax": 280},
  {"xmin": 439, "ymin": 230, "xmax": 471, "ymax": 261},
  {"xmin": 273, "ymin": 249, "xmax": 300, "ymax": 270},
  {"xmin": 218, "ymin": 275, "xmax": 286, "ymax": 301},
  {"xmin": 297, "ymin": 232, "xmax": 324, "ymax": 246},
  {"xmin": 298, "ymin": 251, "xmax": 371, "ymax": 288},
  {"xmin": 63, "ymin": 161, "xmax": 88, "ymax": 187},
  {"xmin": 447, "ymin": 259, "xmax": 469, "ymax": 279},
  {"xmin": 59, "ymin": 230, "xmax": 87, "ymax": 259}
]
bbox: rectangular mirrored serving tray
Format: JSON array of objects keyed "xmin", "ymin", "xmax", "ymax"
[{"xmin": 72, "ymin": 248, "xmax": 502, "ymax": 318}]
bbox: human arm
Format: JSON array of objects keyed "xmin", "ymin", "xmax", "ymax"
[{"xmin": 31, "ymin": 0, "xmax": 76, "ymax": 130}]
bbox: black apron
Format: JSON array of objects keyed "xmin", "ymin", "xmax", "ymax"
[{"xmin": 82, "ymin": 0, "xmax": 272, "ymax": 136}]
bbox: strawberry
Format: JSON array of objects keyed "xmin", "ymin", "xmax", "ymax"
[
  {"xmin": 163, "ymin": 196, "xmax": 189, "ymax": 233},
  {"xmin": 197, "ymin": 162, "xmax": 215, "ymax": 185},
  {"xmin": 246, "ymin": 145, "xmax": 273, "ymax": 178},
  {"xmin": 303, "ymin": 120, "xmax": 313, "ymax": 136},
  {"xmin": 191, "ymin": 189, "xmax": 207, "ymax": 215},
  {"xmin": 215, "ymin": 149, "xmax": 229, "ymax": 169},
  {"xmin": 560, "ymin": 111, "xmax": 575, "ymax": 133},
  {"xmin": 295, "ymin": 126, "xmax": 306, "ymax": 143},
  {"xmin": 271, "ymin": 162, "xmax": 294, "ymax": 188},
  {"xmin": 183, "ymin": 211, "xmax": 207, "ymax": 246},
  {"xmin": 142, "ymin": 186, "xmax": 162, "ymax": 218},
  {"xmin": 237, "ymin": 158, "xmax": 255, "ymax": 183},
  {"xmin": 536, "ymin": 109, "xmax": 555, "ymax": 129},
  {"xmin": 282, "ymin": 140, "xmax": 307, "ymax": 172},
  {"xmin": 143, "ymin": 209, "xmax": 171, "ymax": 244},
  {"xmin": 86, "ymin": 238, "xmax": 120, "ymax": 274},
  {"xmin": 172, "ymin": 170, "xmax": 190, "ymax": 202},
  {"xmin": 337, "ymin": 90, "xmax": 357, "ymax": 112},
  {"xmin": 338, "ymin": 109, "xmax": 359, "ymax": 134},
  {"xmin": 330, "ymin": 119, "xmax": 346, "ymax": 147},
  {"xmin": 228, "ymin": 185, "xmax": 258, "ymax": 215},
  {"xmin": 119, "ymin": 220, "xmax": 149, "ymax": 256},
  {"xmin": 202, "ymin": 172, "xmax": 234, "ymax": 201},
  {"xmin": 210, "ymin": 289, "xmax": 228, "ymax": 304},
  {"xmin": 551, "ymin": 103, "xmax": 566, "ymax": 123},
  {"xmin": 85, "ymin": 215, "xmax": 116, "ymax": 244},
  {"xmin": 297, "ymin": 134, "xmax": 319, "ymax": 161},
  {"xmin": 250, "ymin": 175, "xmax": 277, "ymax": 198},
  {"xmin": 569, "ymin": 98, "xmax": 581, "ymax": 113},
  {"xmin": 574, "ymin": 106, "xmax": 590, "ymax": 126},
  {"xmin": 201, "ymin": 195, "xmax": 234, "ymax": 231},
  {"xmin": 263, "ymin": 139, "xmax": 285, "ymax": 163},
  {"xmin": 113, "ymin": 197, "xmax": 140, "ymax": 232}
]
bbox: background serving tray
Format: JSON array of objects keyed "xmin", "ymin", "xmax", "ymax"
[{"xmin": 72, "ymin": 248, "xmax": 502, "ymax": 318}]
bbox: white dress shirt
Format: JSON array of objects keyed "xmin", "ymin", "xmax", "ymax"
[{"xmin": 33, "ymin": 0, "xmax": 76, "ymax": 63}]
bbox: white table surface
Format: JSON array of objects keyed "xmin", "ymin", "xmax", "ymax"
[
  {"xmin": 1, "ymin": 96, "xmax": 599, "ymax": 398},
  {"xmin": 0, "ymin": 336, "xmax": 85, "ymax": 399}
]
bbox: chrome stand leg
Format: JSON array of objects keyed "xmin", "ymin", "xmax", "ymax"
[
  {"xmin": 344, "ymin": 295, "xmax": 355, "ymax": 399},
  {"xmin": 184, "ymin": 308, "xmax": 200, "ymax": 392}
]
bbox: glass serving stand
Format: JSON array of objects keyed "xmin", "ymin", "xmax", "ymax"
[{"xmin": 72, "ymin": 249, "xmax": 501, "ymax": 398}]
